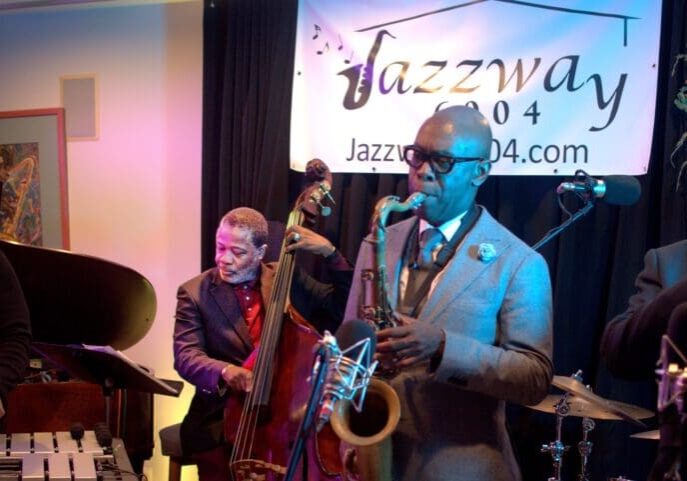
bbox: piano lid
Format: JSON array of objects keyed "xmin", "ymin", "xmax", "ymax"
[{"xmin": 0, "ymin": 239, "xmax": 156, "ymax": 350}]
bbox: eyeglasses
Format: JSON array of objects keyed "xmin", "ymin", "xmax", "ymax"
[{"xmin": 403, "ymin": 145, "xmax": 482, "ymax": 174}]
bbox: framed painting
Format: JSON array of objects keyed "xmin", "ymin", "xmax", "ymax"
[{"xmin": 0, "ymin": 108, "xmax": 69, "ymax": 249}]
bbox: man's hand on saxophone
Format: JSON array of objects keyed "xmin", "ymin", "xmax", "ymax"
[{"xmin": 375, "ymin": 313, "xmax": 446, "ymax": 369}]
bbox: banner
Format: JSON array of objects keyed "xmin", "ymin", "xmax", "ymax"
[{"xmin": 290, "ymin": 1, "xmax": 662, "ymax": 175}]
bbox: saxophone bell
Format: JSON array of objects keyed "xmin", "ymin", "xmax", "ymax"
[{"xmin": 330, "ymin": 377, "xmax": 401, "ymax": 481}]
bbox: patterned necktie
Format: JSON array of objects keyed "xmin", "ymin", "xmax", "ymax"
[{"xmin": 418, "ymin": 228, "xmax": 444, "ymax": 269}]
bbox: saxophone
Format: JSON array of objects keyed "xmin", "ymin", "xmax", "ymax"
[
  {"xmin": 330, "ymin": 192, "xmax": 426, "ymax": 481},
  {"xmin": 361, "ymin": 192, "xmax": 427, "ymax": 330}
]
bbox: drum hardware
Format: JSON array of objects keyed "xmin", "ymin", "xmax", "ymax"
[
  {"xmin": 577, "ymin": 417, "xmax": 594, "ymax": 481},
  {"xmin": 539, "ymin": 393, "xmax": 571, "ymax": 481},
  {"xmin": 530, "ymin": 370, "xmax": 656, "ymax": 481}
]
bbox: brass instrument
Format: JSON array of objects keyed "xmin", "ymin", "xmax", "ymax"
[
  {"xmin": 330, "ymin": 193, "xmax": 425, "ymax": 481},
  {"xmin": 330, "ymin": 378, "xmax": 400, "ymax": 481},
  {"xmin": 360, "ymin": 192, "xmax": 427, "ymax": 330}
]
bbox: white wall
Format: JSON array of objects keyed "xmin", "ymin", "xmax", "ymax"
[{"xmin": 0, "ymin": 2, "xmax": 202, "ymax": 479}]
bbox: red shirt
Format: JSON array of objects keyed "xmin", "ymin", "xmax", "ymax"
[{"xmin": 232, "ymin": 280, "xmax": 264, "ymax": 370}]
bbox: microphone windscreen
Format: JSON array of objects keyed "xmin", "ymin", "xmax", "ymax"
[
  {"xmin": 335, "ymin": 319, "xmax": 376, "ymax": 366},
  {"xmin": 603, "ymin": 175, "xmax": 641, "ymax": 206}
]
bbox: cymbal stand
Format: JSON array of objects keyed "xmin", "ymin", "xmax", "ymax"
[
  {"xmin": 541, "ymin": 394, "xmax": 571, "ymax": 481},
  {"xmin": 577, "ymin": 416, "xmax": 595, "ymax": 481}
]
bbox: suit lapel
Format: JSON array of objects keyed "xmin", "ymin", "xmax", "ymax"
[
  {"xmin": 421, "ymin": 208, "xmax": 511, "ymax": 321},
  {"xmin": 209, "ymin": 269, "xmax": 254, "ymax": 350}
]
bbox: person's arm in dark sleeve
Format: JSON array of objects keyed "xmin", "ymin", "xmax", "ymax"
[
  {"xmin": 601, "ymin": 248, "xmax": 687, "ymax": 379},
  {"xmin": 285, "ymin": 225, "xmax": 353, "ymax": 333},
  {"xmin": 173, "ymin": 283, "xmax": 227, "ymax": 395},
  {"xmin": 0, "ymin": 250, "xmax": 31, "ymax": 409},
  {"xmin": 291, "ymin": 248, "xmax": 353, "ymax": 334}
]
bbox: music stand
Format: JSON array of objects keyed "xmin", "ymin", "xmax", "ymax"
[{"xmin": 32, "ymin": 342, "xmax": 182, "ymax": 428}]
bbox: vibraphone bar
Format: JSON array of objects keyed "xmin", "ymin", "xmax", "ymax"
[{"xmin": 0, "ymin": 432, "xmax": 137, "ymax": 481}]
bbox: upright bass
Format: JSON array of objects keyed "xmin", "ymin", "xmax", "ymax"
[{"xmin": 223, "ymin": 160, "xmax": 344, "ymax": 481}]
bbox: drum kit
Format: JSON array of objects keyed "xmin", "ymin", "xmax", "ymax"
[{"xmin": 527, "ymin": 370, "xmax": 656, "ymax": 481}]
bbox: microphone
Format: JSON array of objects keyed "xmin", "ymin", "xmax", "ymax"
[
  {"xmin": 556, "ymin": 174, "xmax": 641, "ymax": 206},
  {"xmin": 315, "ymin": 319, "xmax": 378, "ymax": 431}
]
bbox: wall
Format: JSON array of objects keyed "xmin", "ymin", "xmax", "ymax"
[{"xmin": 0, "ymin": 2, "xmax": 202, "ymax": 479}]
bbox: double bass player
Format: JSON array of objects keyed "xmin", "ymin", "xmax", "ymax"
[{"xmin": 173, "ymin": 207, "xmax": 352, "ymax": 481}]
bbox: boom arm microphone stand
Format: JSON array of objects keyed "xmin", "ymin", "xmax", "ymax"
[{"xmin": 532, "ymin": 171, "xmax": 597, "ymax": 251}]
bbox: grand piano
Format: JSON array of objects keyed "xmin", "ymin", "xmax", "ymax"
[{"xmin": 0, "ymin": 238, "xmax": 180, "ymax": 475}]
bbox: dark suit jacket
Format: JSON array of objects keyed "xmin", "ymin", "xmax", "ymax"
[
  {"xmin": 174, "ymin": 258, "xmax": 351, "ymax": 454},
  {"xmin": 602, "ymin": 239, "xmax": 687, "ymax": 380},
  {"xmin": 0, "ymin": 250, "xmax": 31, "ymax": 407}
]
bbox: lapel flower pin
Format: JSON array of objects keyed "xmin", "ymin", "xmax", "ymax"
[{"xmin": 477, "ymin": 242, "xmax": 497, "ymax": 263}]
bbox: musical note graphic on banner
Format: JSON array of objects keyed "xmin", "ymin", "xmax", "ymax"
[{"xmin": 309, "ymin": 25, "xmax": 350, "ymax": 62}]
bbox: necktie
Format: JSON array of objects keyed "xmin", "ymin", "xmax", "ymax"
[{"xmin": 418, "ymin": 228, "xmax": 444, "ymax": 269}]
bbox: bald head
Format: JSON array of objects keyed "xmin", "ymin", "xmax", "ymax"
[
  {"xmin": 408, "ymin": 106, "xmax": 493, "ymax": 225},
  {"xmin": 415, "ymin": 106, "xmax": 492, "ymax": 160}
]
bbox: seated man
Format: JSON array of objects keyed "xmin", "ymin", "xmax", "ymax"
[
  {"xmin": 0, "ymin": 248, "xmax": 32, "ymax": 424},
  {"xmin": 173, "ymin": 207, "xmax": 352, "ymax": 481}
]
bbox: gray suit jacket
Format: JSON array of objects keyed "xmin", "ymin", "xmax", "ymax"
[
  {"xmin": 602, "ymin": 239, "xmax": 687, "ymax": 380},
  {"xmin": 344, "ymin": 207, "xmax": 553, "ymax": 481}
]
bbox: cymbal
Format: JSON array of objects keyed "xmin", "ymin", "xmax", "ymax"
[
  {"xmin": 630, "ymin": 429, "xmax": 659, "ymax": 440},
  {"xmin": 548, "ymin": 376, "xmax": 653, "ymax": 426},
  {"xmin": 528, "ymin": 394, "xmax": 654, "ymax": 422}
]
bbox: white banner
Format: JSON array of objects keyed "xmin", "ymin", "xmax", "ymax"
[{"xmin": 290, "ymin": 1, "xmax": 661, "ymax": 175}]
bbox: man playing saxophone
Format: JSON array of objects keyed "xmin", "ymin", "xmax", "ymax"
[{"xmin": 343, "ymin": 105, "xmax": 553, "ymax": 481}]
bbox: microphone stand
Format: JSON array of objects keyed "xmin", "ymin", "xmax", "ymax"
[
  {"xmin": 284, "ymin": 345, "xmax": 330, "ymax": 481},
  {"xmin": 532, "ymin": 198, "xmax": 594, "ymax": 251}
]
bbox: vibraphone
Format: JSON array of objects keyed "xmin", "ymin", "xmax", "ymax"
[{"xmin": 0, "ymin": 432, "xmax": 137, "ymax": 481}]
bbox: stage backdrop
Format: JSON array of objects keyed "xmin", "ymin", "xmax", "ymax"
[{"xmin": 291, "ymin": 0, "xmax": 662, "ymax": 176}]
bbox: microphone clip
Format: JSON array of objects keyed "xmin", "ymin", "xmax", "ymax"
[
  {"xmin": 556, "ymin": 170, "xmax": 601, "ymax": 204},
  {"xmin": 314, "ymin": 331, "xmax": 378, "ymax": 430}
]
